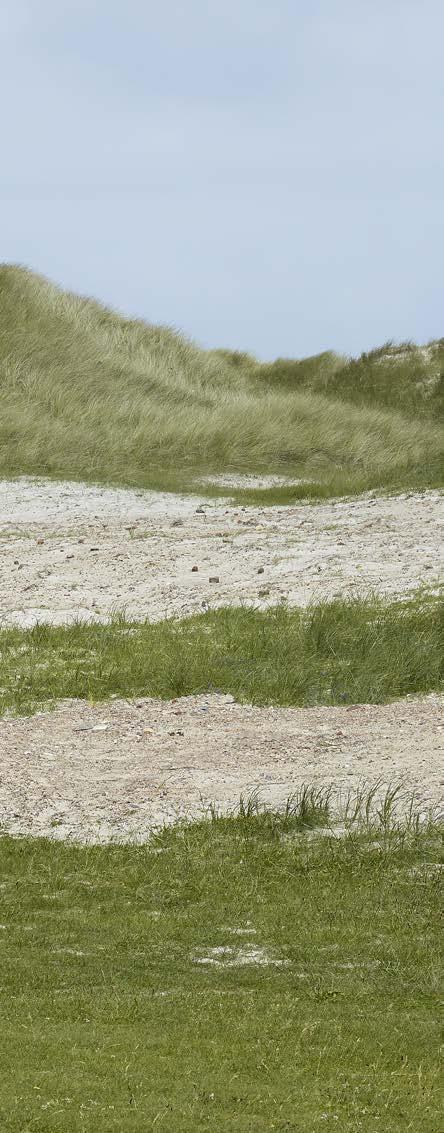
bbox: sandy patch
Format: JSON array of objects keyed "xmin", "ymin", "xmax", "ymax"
[
  {"xmin": 196, "ymin": 473, "xmax": 312, "ymax": 489},
  {"xmin": 0, "ymin": 692, "xmax": 441, "ymax": 842},
  {"xmin": 0, "ymin": 478, "xmax": 442, "ymax": 628},
  {"xmin": 192, "ymin": 945, "xmax": 288, "ymax": 967}
]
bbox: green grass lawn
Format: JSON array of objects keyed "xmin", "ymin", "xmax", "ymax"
[
  {"xmin": 0, "ymin": 810, "xmax": 441, "ymax": 1132},
  {"xmin": 1, "ymin": 594, "xmax": 442, "ymax": 716}
]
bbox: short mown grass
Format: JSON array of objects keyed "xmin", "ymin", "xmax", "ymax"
[
  {"xmin": 0, "ymin": 805, "xmax": 441, "ymax": 1132},
  {"xmin": 1, "ymin": 594, "xmax": 442, "ymax": 715}
]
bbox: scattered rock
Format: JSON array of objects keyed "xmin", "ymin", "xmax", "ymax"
[
  {"xmin": 258, "ymin": 588, "xmax": 270, "ymax": 597},
  {"xmin": 209, "ymin": 576, "xmax": 220, "ymax": 583},
  {"xmin": 257, "ymin": 566, "xmax": 264, "ymax": 574},
  {"xmin": 36, "ymin": 538, "xmax": 44, "ymax": 545},
  {"xmin": 195, "ymin": 506, "xmax": 205, "ymax": 514},
  {"xmin": 171, "ymin": 518, "xmax": 184, "ymax": 527},
  {"xmin": 191, "ymin": 565, "xmax": 199, "ymax": 572}
]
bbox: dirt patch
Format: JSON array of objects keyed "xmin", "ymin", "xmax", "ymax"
[
  {"xmin": 1, "ymin": 478, "xmax": 442, "ymax": 628},
  {"xmin": 0, "ymin": 692, "xmax": 441, "ymax": 842}
]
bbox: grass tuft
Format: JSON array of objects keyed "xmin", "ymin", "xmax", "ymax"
[{"xmin": 203, "ymin": 785, "xmax": 332, "ymax": 840}]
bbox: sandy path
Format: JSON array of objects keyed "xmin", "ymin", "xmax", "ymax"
[
  {"xmin": 0, "ymin": 693, "xmax": 442, "ymax": 842},
  {"xmin": 1, "ymin": 479, "xmax": 442, "ymax": 628}
]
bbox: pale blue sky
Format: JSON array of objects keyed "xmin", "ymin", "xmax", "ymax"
[{"xmin": 1, "ymin": 1, "xmax": 443, "ymax": 358}]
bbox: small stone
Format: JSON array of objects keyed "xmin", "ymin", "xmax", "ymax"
[
  {"xmin": 209, "ymin": 576, "xmax": 220, "ymax": 583},
  {"xmin": 196, "ymin": 506, "xmax": 205, "ymax": 514},
  {"xmin": 171, "ymin": 518, "xmax": 184, "ymax": 527},
  {"xmin": 191, "ymin": 565, "xmax": 199, "ymax": 572},
  {"xmin": 258, "ymin": 588, "xmax": 270, "ymax": 597},
  {"xmin": 66, "ymin": 553, "xmax": 74, "ymax": 560},
  {"xmin": 89, "ymin": 547, "xmax": 99, "ymax": 552},
  {"xmin": 36, "ymin": 538, "xmax": 44, "ymax": 545},
  {"xmin": 91, "ymin": 723, "xmax": 108, "ymax": 732},
  {"xmin": 78, "ymin": 537, "xmax": 85, "ymax": 544},
  {"xmin": 257, "ymin": 566, "xmax": 264, "ymax": 574}
]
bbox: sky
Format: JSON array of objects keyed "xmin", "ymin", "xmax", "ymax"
[{"xmin": 1, "ymin": 0, "xmax": 443, "ymax": 359}]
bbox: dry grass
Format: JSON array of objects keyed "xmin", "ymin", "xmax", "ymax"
[{"xmin": 0, "ymin": 264, "xmax": 442, "ymax": 497}]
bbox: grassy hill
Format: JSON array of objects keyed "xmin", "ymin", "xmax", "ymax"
[{"xmin": 0, "ymin": 264, "xmax": 442, "ymax": 498}]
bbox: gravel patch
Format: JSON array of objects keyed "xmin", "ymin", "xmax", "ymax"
[
  {"xmin": 0, "ymin": 692, "xmax": 442, "ymax": 842},
  {"xmin": 0, "ymin": 478, "xmax": 442, "ymax": 628}
]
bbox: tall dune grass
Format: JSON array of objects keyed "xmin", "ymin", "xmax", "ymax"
[{"xmin": 0, "ymin": 264, "xmax": 442, "ymax": 496}]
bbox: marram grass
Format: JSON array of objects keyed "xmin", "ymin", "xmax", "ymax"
[{"xmin": 0, "ymin": 264, "xmax": 442, "ymax": 498}]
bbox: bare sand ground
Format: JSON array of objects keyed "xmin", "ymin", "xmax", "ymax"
[
  {"xmin": 1, "ymin": 479, "xmax": 442, "ymax": 628},
  {"xmin": 0, "ymin": 478, "xmax": 442, "ymax": 841},
  {"xmin": 0, "ymin": 692, "xmax": 442, "ymax": 842}
]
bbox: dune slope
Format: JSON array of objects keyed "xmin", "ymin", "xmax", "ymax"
[{"xmin": 0, "ymin": 264, "xmax": 442, "ymax": 495}]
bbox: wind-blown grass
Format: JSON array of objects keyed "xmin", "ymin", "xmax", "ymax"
[
  {"xmin": 0, "ymin": 264, "xmax": 442, "ymax": 497},
  {"xmin": 0, "ymin": 808, "xmax": 441, "ymax": 1131},
  {"xmin": 1, "ymin": 594, "xmax": 442, "ymax": 715},
  {"xmin": 243, "ymin": 340, "xmax": 444, "ymax": 416}
]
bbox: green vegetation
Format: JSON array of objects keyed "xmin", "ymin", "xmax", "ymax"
[
  {"xmin": 241, "ymin": 341, "xmax": 444, "ymax": 416},
  {"xmin": 1, "ymin": 594, "xmax": 442, "ymax": 715},
  {"xmin": 0, "ymin": 808, "xmax": 441, "ymax": 1132},
  {"xmin": 0, "ymin": 265, "xmax": 442, "ymax": 499},
  {"xmin": 1, "ymin": 266, "xmax": 442, "ymax": 1133}
]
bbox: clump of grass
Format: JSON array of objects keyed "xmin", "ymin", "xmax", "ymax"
[
  {"xmin": 0, "ymin": 264, "xmax": 442, "ymax": 498},
  {"xmin": 205, "ymin": 785, "xmax": 332, "ymax": 840},
  {"xmin": 0, "ymin": 593, "xmax": 442, "ymax": 715},
  {"xmin": 0, "ymin": 802, "xmax": 441, "ymax": 1131}
]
